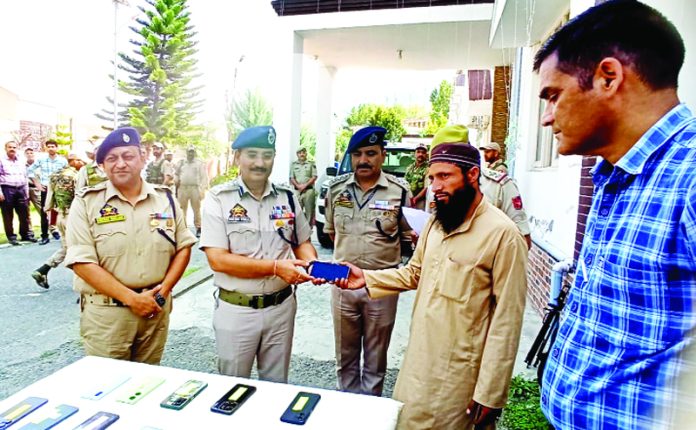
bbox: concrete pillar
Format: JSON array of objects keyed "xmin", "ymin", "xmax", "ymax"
[
  {"xmin": 272, "ymin": 31, "xmax": 304, "ymax": 184},
  {"xmin": 314, "ymin": 64, "xmax": 336, "ymax": 179}
]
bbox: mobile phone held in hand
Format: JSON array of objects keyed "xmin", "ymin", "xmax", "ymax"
[
  {"xmin": 210, "ymin": 384, "xmax": 256, "ymax": 415},
  {"xmin": 307, "ymin": 261, "xmax": 350, "ymax": 282},
  {"xmin": 280, "ymin": 392, "xmax": 321, "ymax": 425}
]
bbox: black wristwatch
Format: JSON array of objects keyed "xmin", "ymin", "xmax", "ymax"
[{"xmin": 155, "ymin": 292, "xmax": 166, "ymax": 307}]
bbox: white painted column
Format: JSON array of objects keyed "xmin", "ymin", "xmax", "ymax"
[
  {"xmin": 314, "ymin": 64, "xmax": 336, "ymax": 178},
  {"xmin": 272, "ymin": 30, "xmax": 304, "ymax": 184}
]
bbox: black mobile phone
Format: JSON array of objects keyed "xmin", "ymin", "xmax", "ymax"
[
  {"xmin": 160, "ymin": 380, "xmax": 207, "ymax": 410},
  {"xmin": 210, "ymin": 384, "xmax": 256, "ymax": 415},
  {"xmin": 307, "ymin": 261, "xmax": 350, "ymax": 282},
  {"xmin": 280, "ymin": 392, "xmax": 321, "ymax": 425}
]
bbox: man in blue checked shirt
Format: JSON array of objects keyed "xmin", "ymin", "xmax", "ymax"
[
  {"xmin": 28, "ymin": 139, "xmax": 67, "ymax": 244},
  {"xmin": 535, "ymin": 1, "xmax": 696, "ymax": 428}
]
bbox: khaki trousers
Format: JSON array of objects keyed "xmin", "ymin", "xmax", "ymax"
[
  {"xmin": 46, "ymin": 211, "xmax": 68, "ymax": 268},
  {"xmin": 298, "ymin": 189, "xmax": 316, "ymax": 224},
  {"xmin": 332, "ymin": 287, "xmax": 398, "ymax": 396},
  {"xmin": 214, "ymin": 291, "xmax": 297, "ymax": 383},
  {"xmin": 178, "ymin": 185, "xmax": 202, "ymax": 229},
  {"xmin": 80, "ymin": 298, "xmax": 171, "ymax": 364}
]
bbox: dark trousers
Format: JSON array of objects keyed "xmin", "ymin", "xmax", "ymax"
[
  {"xmin": 1, "ymin": 184, "xmax": 32, "ymax": 240},
  {"xmin": 39, "ymin": 190, "xmax": 49, "ymax": 239}
]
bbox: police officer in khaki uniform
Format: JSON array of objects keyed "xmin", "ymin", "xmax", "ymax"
[
  {"xmin": 162, "ymin": 149, "xmax": 176, "ymax": 190},
  {"xmin": 200, "ymin": 126, "xmax": 317, "ymax": 383},
  {"xmin": 289, "ymin": 147, "xmax": 317, "ymax": 225},
  {"xmin": 65, "ymin": 127, "xmax": 196, "ymax": 364},
  {"xmin": 324, "ymin": 126, "xmax": 412, "ymax": 396},
  {"xmin": 478, "ymin": 141, "xmax": 508, "ymax": 173},
  {"xmin": 428, "ymin": 126, "xmax": 532, "ymax": 249},
  {"xmin": 176, "ymin": 145, "xmax": 208, "ymax": 237}
]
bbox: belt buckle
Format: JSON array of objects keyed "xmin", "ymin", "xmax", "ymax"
[{"xmin": 251, "ymin": 295, "xmax": 262, "ymax": 309}]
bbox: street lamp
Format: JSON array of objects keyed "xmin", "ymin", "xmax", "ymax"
[{"xmin": 113, "ymin": 0, "xmax": 129, "ymax": 129}]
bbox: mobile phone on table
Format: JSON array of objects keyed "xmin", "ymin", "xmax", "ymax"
[
  {"xmin": 82, "ymin": 375, "xmax": 130, "ymax": 401},
  {"xmin": 116, "ymin": 376, "xmax": 165, "ymax": 405},
  {"xmin": 307, "ymin": 261, "xmax": 350, "ymax": 282},
  {"xmin": 17, "ymin": 404, "xmax": 78, "ymax": 430},
  {"xmin": 160, "ymin": 380, "xmax": 207, "ymax": 410},
  {"xmin": 0, "ymin": 397, "xmax": 47, "ymax": 430},
  {"xmin": 280, "ymin": 392, "xmax": 321, "ymax": 425},
  {"xmin": 210, "ymin": 384, "xmax": 256, "ymax": 415},
  {"xmin": 72, "ymin": 412, "xmax": 119, "ymax": 430}
]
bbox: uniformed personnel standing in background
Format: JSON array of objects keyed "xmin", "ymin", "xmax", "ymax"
[
  {"xmin": 324, "ymin": 126, "xmax": 413, "ymax": 396},
  {"xmin": 75, "ymin": 144, "xmax": 108, "ymax": 190},
  {"xmin": 176, "ymin": 145, "xmax": 208, "ymax": 238},
  {"xmin": 31, "ymin": 152, "xmax": 86, "ymax": 289},
  {"xmin": 289, "ymin": 147, "xmax": 317, "ymax": 226},
  {"xmin": 200, "ymin": 125, "xmax": 317, "ymax": 383},
  {"xmin": 64, "ymin": 127, "xmax": 196, "ymax": 364},
  {"xmin": 145, "ymin": 142, "xmax": 166, "ymax": 184},
  {"xmin": 478, "ymin": 141, "xmax": 508, "ymax": 173},
  {"xmin": 428, "ymin": 126, "xmax": 532, "ymax": 249},
  {"xmin": 404, "ymin": 143, "xmax": 429, "ymax": 209},
  {"xmin": 162, "ymin": 149, "xmax": 176, "ymax": 190}
]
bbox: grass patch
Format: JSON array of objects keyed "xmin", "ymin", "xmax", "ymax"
[{"xmin": 499, "ymin": 375, "xmax": 550, "ymax": 430}]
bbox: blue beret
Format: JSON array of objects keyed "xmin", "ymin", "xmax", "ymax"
[
  {"xmin": 232, "ymin": 126, "xmax": 276, "ymax": 150},
  {"xmin": 347, "ymin": 126, "xmax": 386, "ymax": 153},
  {"xmin": 97, "ymin": 127, "xmax": 141, "ymax": 164}
]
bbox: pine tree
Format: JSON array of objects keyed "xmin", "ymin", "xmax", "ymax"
[{"xmin": 97, "ymin": 0, "xmax": 203, "ymax": 147}]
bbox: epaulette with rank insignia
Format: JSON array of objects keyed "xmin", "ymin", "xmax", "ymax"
[
  {"xmin": 328, "ymin": 173, "xmax": 351, "ymax": 189},
  {"xmin": 76, "ymin": 181, "xmax": 107, "ymax": 198},
  {"xmin": 385, "ymin": 173, "xmax": 410, "ymax": 191},
  {"xmin": 209, "ymin": 180, "xmax": 241, "ymax": 196},
  {"xmin": 481, "ymin": 167, "xmax": 510, "ymax": 184},
  {"xmin": 274, "ymin": 182, "xmax": 294, "ymax": 193}
]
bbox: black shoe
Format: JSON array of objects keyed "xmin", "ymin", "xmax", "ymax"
[
  {"xmin": 31, "ymin": 271, "xmax": 50, "ymax": 289},
  {"xmin": 22, "ymin": 236, "xmax": 38, "ymax": 243},
  {"xmin": 9, "ymin": 238, "xmax": 20, "ymax": 246},
  {"xmin": 52, "ymin": 231, "xmax": 61, "ymax": 240},
  {"xmin": 39, "ymin": 238, "xmax": 50, "ymax": 245}
]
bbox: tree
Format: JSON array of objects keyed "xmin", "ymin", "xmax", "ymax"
[
  {"xmin": 226, "ymin": 88, "xmax": 274, "ymax": 139},
  {"xmin": 299, "ymin": 124, "xmax": 317, "ymax": 161},
  {"xmin": 335, "ymin": 103, "xmax": 407, "ymax": 159},
  {"xmin": 97, "ymin": 0, "xmax": 204, "ymax": 148},
  {"xmin": 53, "ymin": 124, "xmax": 73, "ymax": 156},
  {"xmin": 425, "ymin": 80, "xmax": 453, "ymax": 136}
]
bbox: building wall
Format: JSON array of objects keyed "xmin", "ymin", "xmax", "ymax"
[{"xmin": 514, "ymin": 0, "xmax": 696, "ymax": 316}]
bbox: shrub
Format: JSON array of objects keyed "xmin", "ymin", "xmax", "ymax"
[{"xmin": 499, "ymin": 375, "xmax": 550, "ymax": 430}]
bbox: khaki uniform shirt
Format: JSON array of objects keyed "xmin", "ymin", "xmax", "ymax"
[
  {"xmin": 199, "ymin": 177, "xmax": 311, "ymax": 295},
  {"xmin": 177, "ymin": 159, "xmax": 208, "ymax": 189},
  {"xmin": 365, "ymin": 199, "xmax": 528, "ymax": 429},
  {"xmin": 487, "ymin": 159, "xmax": 508, "ymax": 173},
  {"xmin": 290, "ymin": 160, "xmax": 317, "ymax": 189},
  {"xmin": 325, "ymin": 172, "xmax": 412, "ymax": 270},
  {"xmin": 479, "ymin": 168, "xmax": 531, "ymax": 235},
  {"xmin": 162, "ymin": 160, "xmax": 175, "ymax": 184},
  {"xmin": 64, "ymin": 181, "xmax": 196, "ymax": 294}
]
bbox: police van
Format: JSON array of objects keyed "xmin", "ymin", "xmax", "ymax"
[{"xmin": 315, "ymin": 142, "xmax": 419, "ymax": 249}]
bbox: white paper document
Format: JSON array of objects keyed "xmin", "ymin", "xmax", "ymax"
[{"xmin": 402, "ymin": 207, "xmax": 430, "ymax": 235}]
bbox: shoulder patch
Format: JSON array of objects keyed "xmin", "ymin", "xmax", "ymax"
[
  {"xmin": 481, "ymin": 167, "xmax": 509, "ymax": 184},
  {"xmin": 210, "ymin": 180, "xmax": 241, "ymax": 196},
  {"xmin": 328, "ymin": 173, "xmax": 351, "ymax": 188},
  {"xmin": 385, "ymin": 173, "xmax": 409, "ymax": 191},
  {"xmin": 76, "ymin": 181, "xmax": 107, "ymax": 197}
]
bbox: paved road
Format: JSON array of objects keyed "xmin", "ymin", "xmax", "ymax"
[{"xmin": 0, "ymin": 231, "xmax": 541, "ymax": 401}]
